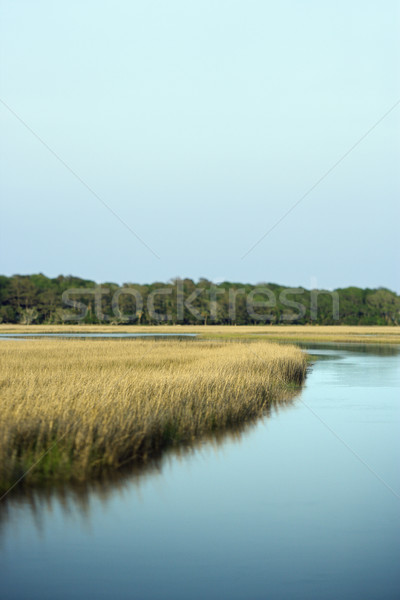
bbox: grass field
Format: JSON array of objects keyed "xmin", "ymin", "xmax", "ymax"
[
  {"xmin": 0, "ymin": 338, "xmax": 307, "ymax": 494},
  {"xmin": 1, "ymin": 324, "xmax": 399, "ymax": 343}
]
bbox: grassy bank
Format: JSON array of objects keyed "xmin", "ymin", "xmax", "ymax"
[
  {"xmin": 1, "ymin": 324, "xmax": 400, "ymax": 344},
  {"xmin": 0, "ymin": 339, "xmax": 307, "ymax": 494}
]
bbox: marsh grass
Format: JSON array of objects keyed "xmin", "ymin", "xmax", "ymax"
[
  {"xmin": 0, "ymin": 339, "xmax": 307, "ymax": 493},
  {"xmin": 1, "ymin": 324, "xmax": 399, "ymax": 344}
]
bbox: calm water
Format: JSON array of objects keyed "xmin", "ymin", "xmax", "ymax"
[
  {"xmin": 0, "ymin": 332, "xmax": 197, "ymax": 339},
  {"xmin": 1, "ymin": 344, "xmax": 399, "ymax": 600}
]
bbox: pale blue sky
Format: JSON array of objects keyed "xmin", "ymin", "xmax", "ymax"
[{"xmin": 1, "ymin": 0, "xmax": 399, "ymax": 290}]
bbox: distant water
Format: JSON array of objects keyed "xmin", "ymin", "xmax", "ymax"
[
  {"xmin": 0, "ymin": 332, "xmax": 197, "ymax": 340},
  {"xmin": 1, "ymin": 343, "xmax": 399, "ymax": 600}
]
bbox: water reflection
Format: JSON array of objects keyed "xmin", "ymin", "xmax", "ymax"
[
  {"xmin": 0, "ymin": 387, "xmax": 301, "ymax": 528},
  {"xmin": 293, "ymin": 341, "xmax": 400, "ymax": 357}
]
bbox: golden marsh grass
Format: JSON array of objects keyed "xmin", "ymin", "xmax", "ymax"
[
  {"xmin": 0, "ymin": 339, "xmax": 307, "ymax": 493},
  {"xmin": 1, "ymin": 324, "xmax": 399, "ymax": 344}
]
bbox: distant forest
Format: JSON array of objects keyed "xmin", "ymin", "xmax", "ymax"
[{"xmin": 0, "ymin": 274, "xmax": 399, "ymax": 325}]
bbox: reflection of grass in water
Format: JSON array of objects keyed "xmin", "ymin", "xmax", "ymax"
[
  {"xmin": 0, "ymin": 386, "xmax": 302, "ymax": 529},
  {"xmin": 293, "ymin": 341, "xmax": 400, "ymax": 357},
  {"xmin": 0, "ymin": 339, "xmax": 307, "ymax": 494}
]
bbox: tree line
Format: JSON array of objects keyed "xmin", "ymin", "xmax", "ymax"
[{"xmin": 0, "ymin": 273, "xmax": 399, "ymax": 325}]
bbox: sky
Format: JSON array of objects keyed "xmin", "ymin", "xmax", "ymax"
[{"xmin": 1, "ymin": 0, "xmax": 399, "ymax": 291}]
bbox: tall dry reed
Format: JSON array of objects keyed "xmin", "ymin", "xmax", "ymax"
[{"xmin": 0, "ymin": 339, "xmax": 307, "ymax": 492}]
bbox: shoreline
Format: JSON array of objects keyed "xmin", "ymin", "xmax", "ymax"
[
  {"xmin": 1, "ymin": 324, "xmax": 400, "ymax": 344},
  {"xmin": 0, "ymin": 338, "xmax": 307, "ymax": 494}
]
